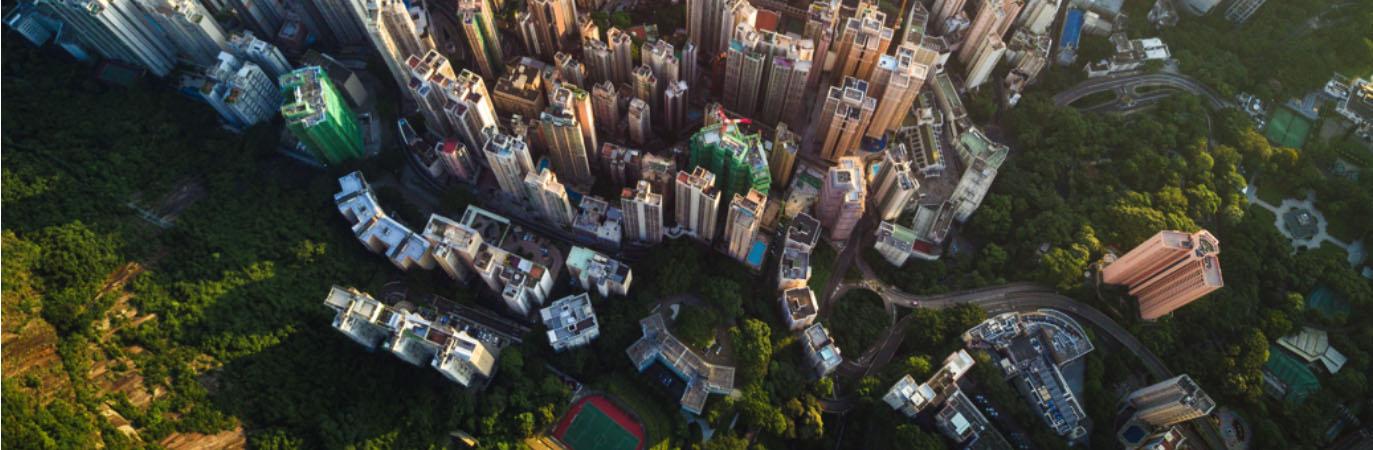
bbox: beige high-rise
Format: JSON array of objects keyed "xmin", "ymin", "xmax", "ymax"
[
  {"xmin": 833, "ymin": 2, "xmax": 893, "ymax": 81},
  {"xmin": 817, "ymin": 76, "xmax": 877, "ymax": 162},
  {"xmin": 817, "ymin": 157, "xmax": 866, "ymax": 241},
  {"xmin": 866, "ymin": 44, "xmax": 934, "ymax": 138},
  {"xmin": 675, "ymin": 167, "xmax": 722, "ymax": 242},
  {"xmin": 1125, "ymin": 375, "xmax": 1216, "ymax": 427},
  {"xmin": 1103, "ymin": 230, "xmax": 1224, "ymax": 320},
  {"xmin": 725, "ymin": 189, "xmax": 767, "ymax": 262}
]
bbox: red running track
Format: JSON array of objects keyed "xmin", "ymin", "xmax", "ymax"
[{"xmin": 553, "ymin": 395, "xmax": 646, "ymax": 450}]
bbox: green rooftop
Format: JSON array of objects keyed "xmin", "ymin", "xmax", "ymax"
[{"xmin": 1264, "ymin": 349, "xmax": 1319, "ymax": 405}]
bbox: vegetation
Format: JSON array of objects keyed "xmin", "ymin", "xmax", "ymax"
[{"xmin": 823, "ymin": 290, "xmax": 889, "ymax": 354}]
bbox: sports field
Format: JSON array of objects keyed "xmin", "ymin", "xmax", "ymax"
[
  {"xmin": 553, "ymin": 395, "xmax": 645, "ymax": 450},
  {"xmin": 1265, "ymin": 107, "xmax": 1312, "ymax": 149}
]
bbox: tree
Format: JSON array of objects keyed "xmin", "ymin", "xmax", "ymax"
[
  {"xmin": 893, "ymin": 424, "xmax": 944, "ymax": 450},
  {"xmin": 699, "ymin": 279, "xmax": 745, "ymax": 320},
  {"xmin": 34, "ymin": 222, "xmax": 121, "ymax": 334},
  {"xmin": 731, "ymin": 319, "xmax": 773, "ymax": 385}
]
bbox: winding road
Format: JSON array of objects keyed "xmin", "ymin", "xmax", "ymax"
[{"xmin": 1053, "ymin": 72, "xmax": 1234, "ymax": 110}]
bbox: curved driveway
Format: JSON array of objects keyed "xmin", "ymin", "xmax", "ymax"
[{"xmin": 1053, "ymin": 72, "xmax": 1233, "ymax": 110}]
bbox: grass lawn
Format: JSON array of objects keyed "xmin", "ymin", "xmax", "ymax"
[{"xmin": 601, "ymin": 372, "xmax": 678, "ymax": 450}]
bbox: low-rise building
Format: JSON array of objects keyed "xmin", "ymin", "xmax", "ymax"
[
  {"xmin": 783, "ymin": 165, "xmax": 825, "ymax": 219},
  {"xmin": 540, "ymin": 293, "xmax": 599, "ymax": 351},
  {"xmin": 1085, "ymin": 34, "xmax": 1171, "ymax": 78},
  {"xmin": 909, "ymin": 201, "xmax": 957, "ymax": 260},
  {"xmin": 800, "ymin": 323, "xmax": 843, "ymax": 377},
  {"xmin": 963, "ymin": 310, "xmax": 1093, "ymax": 439},
  {"xmin": 626, "ymin": 312, "xmax": 736, "ymax": 414},
  {"xmin": 883, "ymin": 350, "xmax": 976, "ymax": 417},
  {"xmin": 780, "ymin": 287, "xmax": 818, "ymax": 330},
  {"xmin": 566, "ymin": 246, "xmax": 633, "ymax": 297},
  {"xmin": 573, "ymin": 195, "xmax": 624, "ymax": 249}
]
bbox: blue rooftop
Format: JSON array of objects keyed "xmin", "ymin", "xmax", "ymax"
[
  {"xmin": 1060, "ymin": 9, "xmax": 1084, "ymax": 50},
  {"xmin": 746, "ymin": 241, "xmax": 767, "ymax": 268}
]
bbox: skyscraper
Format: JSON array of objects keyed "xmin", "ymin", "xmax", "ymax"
[
  {"xmin": 769, "ymin": 122, "xmax": 800, "ymax": 188},
  {"xmin": 445, "ymin": 70, "xmax": 500, "ymax": 153},
  {"xmin": 622, "ymin": 180, "xmax": 664, "ymax": 244},
  {"xmin": 280, "ymin": 66, "xmax": 365, "ymax": 165},
  {"xmin": 308, "ymin": 0, "xmax": 365, "ymax": 45},
  {"xmin": 817, "ymin": 156, "xmax": 865, "ymax": 241},
  {"xmin": 555, "ymin": 52, "xmax": 586, "ymax": 88},
  {"xmin": 356, "ymin": 0, "xmax": 429, "ymax": 96},
  {"xmin": 641, "ymin": 153, "xmax": 678, "ymax": 224},
  {"xmin": 181, "ymin": 51, "xmax": 281, "ymax": 130},
  {"xmin": 871, "ymin": 150, "xmax": 918, "ymax": 221},
  {"xmin": 724, "ymin": 24, "xmax": 813, "ymax": 124},
  {"xmin": 528, "ymin": 0, "xmax": 576, "ymax": 58},
  {"xmin": 958, "ymin": 0, "xmax": 1006, "ymax": 64},
  {"xmin": 592, "ymin": 80, "xmax": 620, "ymax": 133},
  {"xmin": 41, "ymin": 0, "xmax": 178, "ymax": 77},
  {"xmin": 437, "ymin": 138, "xmax": 480, "ymax": 183},
  {"xmin": 675, "ymin": 167, "xmax": 722, "ymax": 242},
  {"xmin": 515, "ymin": 11, "xmax": 543, "ymax": 57},
  {"xmin": 665, "ymin": 80, "xmax": 689, "ymax": 133},
  {"xmin": 1103, "ymin": 230, "xmax": 1224, "ymax": 320},
  {"xmin": 949, "ymin": 127, "xmax": 1008, "ymax": 222},
  {"xmin": 583, "ymin": 38, "xmax": 613, "ymax": 84},
  {"xmin": 867, "ymin": 44, "xmax": 933, "ymax": 138},
  {"xmin": 682, "ymin": 42, "xmax": 699, "ymax": 92},
  {"xmin": 628, "ymin": 98, "xmax": 651, "ymax": 145},
  {"xmin": 633, "ymin": 64, "xmax": 659, "ymax": 115},
  {"xmin": 525, "ymin": 168, "xmax": 577, "ymax": 227},
  {"xmin": 1124, "ymin": 375, "xmax": 1216, "ymax": 427},
  {"xmin": 540, "ymin": 88, "xmax": 595, "ymax": 188},
  {"xmin": 725, "ymin": 189, "xmax": 766, "ymax": 262},
  {"xmin": 817, "ymin": 76, "xmax": 877, "ymax": 162},
  {"xmin": 406, "ymin": 50, "xmax": 458, "ymax": 137},
  {"xmin": 459, "ymin": 0, "xmax": 505, "ymax": 80},
  {"xmin": 688, "ymin": 0, "xmax": 756, "ymax": 57},
  {"xmin": 646, "ymin": 40, "xmax": 679, "ymax": 96},
  {"xmin": 688, "ymin": 112, "xmax": 772, "ymax": 199},
  {"xmin": 804, "ymin": 0, "xmax": 839, "ymax": 92},
  {"xmin": 723, "ymin": 23, "xmax": 766, "ymax": 116},
  {"xmin": 147, "ymin": 0, "xmax": 228, "ymax": 67},
  {"xmin": 833, "ymin": 2, "xmax": 893, "ymax": 81},
  {"xmin": 483, "ymin": 128, "xmax": 536, "ymax": 199},
  {"xmin": 931, "ymin": 0, "xmax": 968, "ymax": 35},
  {"xmin": 227, "ymin": 31, "xmax": 291, "ymax": 78},
  {"xmin": 1018, "ymin": 0, "xmax": 1061, "ymax": 34},
  {"xmin": 964, "ymin": 35, "xmax": 1006, "ymax": 90},
  {"xmin": 608, "ymin": 27, "xmax": 635, "ymax": 85}
]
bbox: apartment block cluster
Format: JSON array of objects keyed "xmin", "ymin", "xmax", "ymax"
[
  {"xmin": 963, "ymin": 309, "xmax": 1095, "ymax": 440},
  {"xmin": 883, "ymin": 350, "xmax": 1013, "ymax": 448}
]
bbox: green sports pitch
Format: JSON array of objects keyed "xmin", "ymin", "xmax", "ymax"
[
  {"xmin": 1265, "ymin": 107, "xmax": 1312, "ymax": 149},
  {"xmin": 555, "ymin": 396, "xmax": 643, "ymax": 450}
]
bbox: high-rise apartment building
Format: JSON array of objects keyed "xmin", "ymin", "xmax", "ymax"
[
  {"xmin": 665, "ymin": 80, "xmax": 689, "ymax": 132},
  {"xmin": 723, "ymin": 23, "xmax": 766, "ymax": 116},
  {"xmin": 540, "ymin": 88, "xmax": 595, "ymax": 188},
  {"xmin": 964, "ymin": 34, "xmax": 1006, "ymax": 90},
  {"xmin": 646, "ymin": 40, "xmax": 679, "ymax": 95},
  {"xmin": 641, "ymin": 153, "xmax": 678, "ymax": 224},
  {"xmin": 524, "ymin": 168, "xmax": 577, "ymax": 227},
  {"xmin": 817, "ymin": 156, "xmax": 866, "ymax": 241},
  {"xmin": 688, "ymin": 0, "xmax": 756, "ymax": 57},
  {"xmin": 769, "ymin": 122, "xmax": 800, "ymax": 188},
  {"xmin": 607, "ymin": 27, "xmax": 634, "ymax": 84},
  {"xmin": 304, "ymin": 0, "xmax": 363, "ymax": 45},
  {"xmin": 39, "ymin": 0, "xmax": 179, "ymax": 77},
  {"xmin": 438, "ymin": 138, "xmax": 481, "ymax": 183},
  {"xmin": 146, "ymin": 0, "xmax": 227, "ymax": 67},
  {"xmin": 995, "ymin": 0, "xmax": 1026, "ymax": 38},
  {"xmin": 958, "ymin": 0, "xmax": 1008, "ymax": 64},
  {"xmin": 181, "ymin": 51, "xmax": 281, "ymax": 130},
  {"xmin": 1018, "ymin": 0, "xmax": 1061, "ymax": 34},
  {"xmin": 867, "ymin": 44, "xmax": 933, "ymax": 138},
  {"xmin": 804, "ymin": 0, "xmax": 839, "ymax": 91},
  {"xmin": 817, "ymin": 76, "xmax": 877, "ymax": 162},
  {"xmin": 515, "ymin": 10, "xmax": 543, "ymax": 57},
  {"xmin": 493, "ymin": 59, "xmax": 548, "ymax": 119},
  {"xmin": 355, "ymin": 0, "xmax": 429, "ymax": 96},
  {"xmin": 1224, "ymin": 0, "xmax": 1266, "ymax": 23},
  {"xmin": 682, "ymin": 42, "xmax": 699, "ymax": 91},
  {"xmin": 1103, "ymin": 230, "xmax": 1224, "ymax": 320},
  {"xmin": 592, "ymin": 80, "xmax": 620, "ymax": 133},
  {"xmin": 833, "ymin": 2, "xmax": 893, "ymax": 81},
  {"xmin": 688, "ymin": 114, "xmax": 772, "ymax": 199},
  {"xmin": 583, "ymin": 38, "xmax": 613, "ymax": 84},
  {"xmin": 281, "ymin": 66, "xmax": 365, "ymax": 165},
  {"xmin": 222, "ymin": 0, "xmax": 286, "ymax": 38},
  {"xmin": 1124, "ymin": 375, "xmax": 1216, "ymax": 427},
  {"xmin": 931, "ymin": 0, "xmax": 968, "ymax": 35},
  {"xmin": 622, "ymin": 180, "xmax": 664, "ymax": 244},
  {"xmin": 483, "ymin": 128, "xmax": 536, "ymax": 199},
  {"xmin": 406, "ymin": 50, "xmax": 458, "ymax": 137},
  {"xmin": 633, "ymin": 64, "xmax": 659, "ymax": 114},
  {"xmin": 556, "ymin": 52, "xmax": 586, "ymax": 88},
  {"xmin": 445, "ymin": 70, "xmax": 500, "ymax": 152},
  {"xmin": 227, "ymin": 31, "xmax": 290, "ymax": 78},
  {"xmin": 723, "ymin": 24, "xmax": 813, "ymax": 124},
  {"xmin": 527, "ymin": 0, "xmax": 576, "ymax": 58},
  {"xmin": 675, "ymin": 167, "xmax": 722, "ymax": 242},
  {"xmin": 870, "ymin": 149, "xmax": 918, "ymax": 221},
  {"xmin": 725, "ymin": 189, "xmax": 766, "ymax": 262},
  {"xmin": 628, "ymin": 98, "xmax": 651, "ymax": 145},
  {"xmin": 459, "ymin": 0, "xmax": 505, "ymax": 80},
  {"xmin": 949, "ymin": 128, "xmax": 1008, "ymax": 222}
]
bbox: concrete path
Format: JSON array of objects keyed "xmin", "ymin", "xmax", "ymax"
[{"xmin": 1244, "ymin": 182, "xmax": 1366, "ymax": 266}]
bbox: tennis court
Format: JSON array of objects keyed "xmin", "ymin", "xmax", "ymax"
[
  {"xmin": 554, "ymin": 395, "xmax": 644, "ymax": 450},
  {"xmin": 1265, "ymin": 107, "xmax": 1312, "ymax": 148}
]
